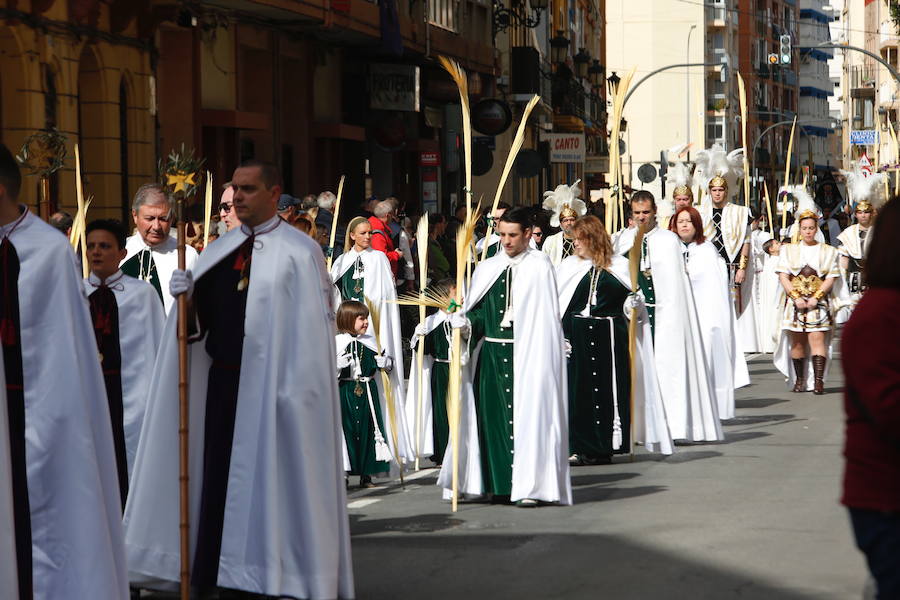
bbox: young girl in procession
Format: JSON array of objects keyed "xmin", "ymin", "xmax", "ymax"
[
  {"xmin": 669, "ymin": 206, "xmax": 749, "ymax": 421},
  {"xmin": 335, "ymin": 300, "xmax": 395, "ymax": 488},
  {"xmin": 774, "ymin": 207, "xmax": 841, "ymax": 394},
  {"xmin": 405, "ymin": 279, "xmax": 456, "ymax": 466}
]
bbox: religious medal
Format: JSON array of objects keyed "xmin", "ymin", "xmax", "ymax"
[
  {"xmin": 354, "ymin": 382, "xmax": 364, "ymax": 397},
  {"xmin": 354, "ymin": 281, "xmax": 362, "ymax": 294},
  {"xmin": 237, "ymin": 277, "xmax": 249, "ymax": 291}
]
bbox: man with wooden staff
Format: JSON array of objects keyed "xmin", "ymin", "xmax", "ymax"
[
  {"xmin": 0, "ymin": 143, "xmax": 129, "ymax": 599},
  {"xmin": 124, "ymin": 160, "xmax": 354, "ymax": 599},
  {"xmin": 694, "ymin": 145, "xmax": 758, "ymax": 353},
  {"xmin": 440, "ymin": 207, "xmax": 571, "ymax": 507}
]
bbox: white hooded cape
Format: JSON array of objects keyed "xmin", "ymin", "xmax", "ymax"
[
  {"xmin": 555, "ymin": 254, "xmax": 674, "ymax": 455},
  {"xmin": 438, "ymin": 249, "xmax": 572, "ymax": 504},
  {"xmin": 541, "ymin": 231, "xmax": 570, "ymax": 266},
  {"xmin": 4, "ymin": 211, "xmax": 129, "ymax": 598},
  {"xmin": 124, "ymin": 221, "xmax": 354, "ymax": 599},
  {"xmin": 330, "ymin": 247, "xmax": 413, "ymax": 461},
  {"xmin": 682, "ymin": 241, "xmax": 750, "ymax": 421},
  {"xmin": 84, "ymin": 271, "xmax": 165, "ymax": 477},
  {"xmin": 757, "ymin": 253, "xmax": 783, "ymax": 353},
  {"xmin": 122, "ymin": 234, "xmax": 198, "ymax": 315},
  {"xmin": 405, "ymin": 311, "xmax": 450, "ymax": 459},
  {"xmin": 614, "ymin": 226, "xmax": 723, "ymax": 442}
]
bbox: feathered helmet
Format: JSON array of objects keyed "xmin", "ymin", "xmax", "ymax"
[
  {"xmin": 666, "ymin": 162, "xmax": 694, "ymax": 200},
  {"xmin": 841, "ymin": 161, "xmax": 885, "ymax": 213},
  {"xmin": 694, "ymin": 144, "xmax": 745, "ymax": 199},
  {"xmin": 542, "ymin": 179, "xmax": 586, "ymax": 227},
  {"xmin": 783, "ymin": 184, "xmax": 819, "ymax": 223}
]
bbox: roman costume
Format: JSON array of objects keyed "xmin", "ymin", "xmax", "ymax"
[
  {"xmin": 84, "ymin": 270, "xmax": 165, "ymax": 509},
  {"xmin": 1, "ymin": 209, "xmax": 128, "ymax": 599},
  {"xmin": 542, "ymin": 180, "xmax": 586, "ymax": 266},
  {"xmin": 124, "ymin": 218, "xmax": 354, "ymax": 599},
  {"xmin": 773, "ymin": 203, "xmax": 841, "ymax": 394},
  {"xmin": 121, "ymin": 233, "xmax": 199, "ymax": 314}
]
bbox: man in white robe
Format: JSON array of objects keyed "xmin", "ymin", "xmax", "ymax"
[
  {"xmin": 120, "ymin": 183, "xmax": 198, "ymax": 314},
  {"xmin": 84, "ymin": 219, "xmax": 164, "ymax": 508},
  {"xmin": 836, "ymin": 201, "xmax": 875, "ymax": 320},
  {"xmin": 615, "ymin": 192, "xmax": 722, "ymax": 442},
  {"xmin": 541, "ymin": 180, "xmax": 585, "ymax": 266},
  {"xmin": 0, "ymin": 144, "xmax": 128, "ymax": 599},
  {"xmin": 124, "ymin": 161, "xmax": 354, "ymax": 599},
  {"xmin": 441, "ymin": 207, "xmax": 572, "ymax": 506}
]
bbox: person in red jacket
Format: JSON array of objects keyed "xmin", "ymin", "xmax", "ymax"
[
  {"xmin": 842, "ymin": 198, "xmax": 900, "ymax": 600},
  {"xmin": 368, "ymin": 200, "xmax": 400, "ymax": 277}
]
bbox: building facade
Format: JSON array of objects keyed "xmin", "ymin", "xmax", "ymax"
[{"xmin": 798, "ymin": 0, "xmax": 838, "ymax": 172}]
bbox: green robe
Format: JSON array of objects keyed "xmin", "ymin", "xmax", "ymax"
[
  {"xmin": 338, "ymin": 340, "xmax": 389, "ymax": 475},
  {"xmin": 562, "ymin": 268, "xmax": 632, "ymax": 458},
  {"xmin": 120, "ymin": 249, "xmax": 163, "ymax": 304},
  {"xmin": 467, "ymin": 268, "xmax": 514, "ymax": 496},
  {"xmin": 638, "ymin": 236, "xmax": 657, "ymax": 338},
  {"xmin": 424, "ymin": 322, "xmax": 451, "ymax": 461},
  {"xmin": 337, "ymin": 262, "xmax": 365, "ymax": 302}
]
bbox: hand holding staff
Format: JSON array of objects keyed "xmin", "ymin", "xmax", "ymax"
[{"xmin": 326, "ymin": 176, "xmax": 346, "ymax": 272}]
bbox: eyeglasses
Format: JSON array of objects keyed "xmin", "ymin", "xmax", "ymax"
[
  {"xmin": 218, "ymin": 202, "xmax": 233, "ymax": 213},
  {"xmin": 533, "ymin": 232, "xmax": 544, "ymax": 237}
]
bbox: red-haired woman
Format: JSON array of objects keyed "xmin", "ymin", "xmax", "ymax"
[{"xmin": 670, "ymin": 206, "xmax": 749, "ymax": 420}]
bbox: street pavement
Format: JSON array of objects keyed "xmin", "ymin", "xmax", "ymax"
[{"xmin": 349, "ymin": 351, "xmax": 870, "ymax": 599}]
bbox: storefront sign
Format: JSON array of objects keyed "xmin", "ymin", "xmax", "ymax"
[
  {"xmin": 849, "ymin": 130, "xmax": 877, "ymax": 145},
  {"xmin": 370, "ymin": 64, "xmax": 420, "ymax": 112},
  {"xmin": 544, "ymin": 133, "xmax": 586, "ymax": 163},
  {"xmin": 420, "ymin": 151, "xmax": 440, "ymax": 166}
]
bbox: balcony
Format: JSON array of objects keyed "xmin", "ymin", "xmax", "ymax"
[
  {"xmin": 706, "ymin": 5, "xmax": 727, "ymax": 27},
  {"xmin": 850, "ymin": 65, "xmax": 877, "ymax": 90}
]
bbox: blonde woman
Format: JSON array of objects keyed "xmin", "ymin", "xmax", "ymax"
[{"xmin": 330, "ymin": 216, "xmax": 413, "ymax": 462}]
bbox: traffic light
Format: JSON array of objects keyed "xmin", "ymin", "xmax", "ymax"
[
  {"xmin": 780, "ymin": 35, "xmax": 792, "ymax": 65},
  {"xmin": 768, "ymin": 53, "xmax": 779, "ymax": 65}
]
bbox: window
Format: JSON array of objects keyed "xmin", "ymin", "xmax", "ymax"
[{"xmin": 428, "ymin": 0, "xmax": 458, "ymax": 32}]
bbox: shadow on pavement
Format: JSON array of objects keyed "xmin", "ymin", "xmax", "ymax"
[
  {"xmin": 351, "ymin": 531, "xmax": 822, "ymax": 599},
  {"xmin": 736, "ymin": 397, "xmax": 790, "ymax": 409},
  {"xmin": 570, "ymin": 472, "xmax": 641, "ymax": 487},
  {"xmin": 723, "ymin": 413, "xmax": 796, "ymax": 425},
  {"xmin": 573, "ymin": 484, "xmax": 667, "ymax": 504},
  {"xmin": 722, "ymin": 430, "xmax": 774, "ymax": 443}
]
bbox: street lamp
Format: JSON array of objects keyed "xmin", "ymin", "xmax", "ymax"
[
  {"xmin": 574, "ymin": 48, "xmax": 591, "ymax": 79},
  {"xmin": 606, "ymin": 71, "xmax": 620, "ymax": 97},
  {"xmin": 550, "ymin": 31, "xmax": 569, "ymax": 64},
  {"xmin": 588, "ymin": 59, "xmax": 604, "ymax": 88},
  {"xmin": 492, "ymin": 0, "xmax": 546, "ymax": 38}
]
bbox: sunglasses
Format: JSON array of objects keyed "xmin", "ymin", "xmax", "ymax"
[{"xmin": 218, "ymin": 202, "xmax": 233, "ymax": 213}]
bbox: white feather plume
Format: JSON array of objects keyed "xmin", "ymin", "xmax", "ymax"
[
  {"xmin": 693, "ymin": 144, "xmax": 745, "ymax": 200},
  {"xmin": 542, "ymin": 179, "xmax": 586, "ymax": 227},
  {"xmin": 841, "ymin": 162, "xmax": 885, "ymax": 207},
  {"xmin": 665, "ymin": 161, "xmax": 693, "ymax": 191},
  {"xmin": 781, "ymin": 184, "xmax": 818, "ymax": 219}
]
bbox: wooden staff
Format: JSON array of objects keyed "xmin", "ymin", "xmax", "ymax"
[
  {"xmin": 736, "ymin": 72, "xmax": 751, "ymax": 207},
  {"xmin": 627, "ymin": 224, "xmax": 646, "ymax": 459},
  {"xmin": 782, "ymin": 116, "xmax": 798, "ymax": 233},
  {"xmin": 414, "ymin": 214, "xmax": 429, "ymax": 470},
  {"xmin": 326, "ymin": 175, "xmax": 346, "ymax": 272},
  {"xmin": 175, "ymin": 193, "xmax": 191, "ymax": 600},
  {"xmin": 203, "ymin": 170, "xmax": 212, "ymax": 249}
]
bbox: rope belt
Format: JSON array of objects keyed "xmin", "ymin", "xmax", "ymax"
[
  {"xmin": 434, "ymin": 358, "xmax": 450, "ymax": 364},
  {"xmin": 484, "ymin": 337, "xmax": 514, "ymax": 344}
]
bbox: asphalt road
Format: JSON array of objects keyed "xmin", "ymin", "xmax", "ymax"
[{"xmin": 348, "ymin": 351, "xmax": 869, "ymax": 600}]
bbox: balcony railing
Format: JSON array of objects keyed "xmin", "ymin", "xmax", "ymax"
[
  {"xmin": 850, "ymin": 65, "xmax": 878, "ymax": 89},
  {"xmin": 428, "ymin": 0, "xmax": 458, "ymax": 32}
]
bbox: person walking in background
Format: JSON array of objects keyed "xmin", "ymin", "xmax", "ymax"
[{"xmin": 841, "ymin": 199, "xmax": 900, "ymax": 600}]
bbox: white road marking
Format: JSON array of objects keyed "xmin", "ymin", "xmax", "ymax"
[{"xmin": 347, "ymin": 498, "xmax": 380, "ymax": 509}]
